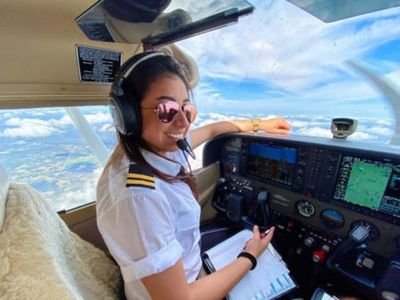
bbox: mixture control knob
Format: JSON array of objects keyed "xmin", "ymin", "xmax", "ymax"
[
  {"xmin": 312, "ymin": 249, "xmax": 327, "ymax": 263},
  {"xmin": 304, "ymin": 237, "xmax": 315, "ymax": 248},
  {"xmin": 312, "ymin": 245, "xmax": 330, "ymax": 263}
]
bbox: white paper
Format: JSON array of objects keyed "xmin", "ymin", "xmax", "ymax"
[{"xmin": 203, "ymin": 229, "xmax": 296, "ymax": 300}]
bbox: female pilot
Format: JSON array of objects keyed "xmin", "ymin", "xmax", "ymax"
[{"xmin": 96, "ymin": 51, "xmax": 291, "ymax": 300}]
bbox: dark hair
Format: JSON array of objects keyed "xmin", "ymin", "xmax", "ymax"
[{"xmin": 107, "ymin": 51, "xmax": 197, "ymax": 195}]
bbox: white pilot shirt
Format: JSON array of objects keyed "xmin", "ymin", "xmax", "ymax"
[{"xmin": 96, "ymin": 146, "xmax": 202, "ymax": 300}]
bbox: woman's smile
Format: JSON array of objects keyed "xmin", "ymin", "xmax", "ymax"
[{"xmin": 140, "ymin": 74, "xmax": 191, "ymax": 155}]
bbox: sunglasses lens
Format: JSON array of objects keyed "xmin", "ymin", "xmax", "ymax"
[
  {"xmin": 156, "ymin": 101, "xmax": 197, "ymax": 123},
  {"xmin": 183, "ymin": 104, "xmax": 197, "ymax": 123},
  {"xmin": 157, "ymin": 101, "xmax": 180, "ymax": 123}
]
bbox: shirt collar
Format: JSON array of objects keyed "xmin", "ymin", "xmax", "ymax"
[{"xmin": 140, "ymin": 149, "xmax": 183, "ymax": 177}]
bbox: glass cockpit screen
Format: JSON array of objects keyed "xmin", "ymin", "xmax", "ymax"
[
  {"xmin": 334, "ymin": 156, "xmax": 400, "ymax": 218},
  {"xmin": 247, "ymin": 143, "xmax": 297, "ymax": 186}
]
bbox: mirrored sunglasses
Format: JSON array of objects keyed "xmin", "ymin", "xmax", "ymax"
[{"xmin": 142, "ymin": 101, "xmax": 197, "ymax": 124}]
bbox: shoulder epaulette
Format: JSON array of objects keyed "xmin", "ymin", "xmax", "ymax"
[{"xmin": 126, "ymin": 163, "xmax": 155, "ymax": 189}]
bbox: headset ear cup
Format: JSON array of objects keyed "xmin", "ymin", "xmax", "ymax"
[
  {"xmin": 128, "ymin": 97, "xmax": 141, "ymax": 137},
  {"xmin": 108, "ymin": 51, "xmax": 167, "ymax": 137},
  {"xmin": 109, "ymin": 91, "xmax": 141, "ymax": 137},
  {"xmin": 108, "ymin": 95, "xmax": 126, "ymax": 135}
]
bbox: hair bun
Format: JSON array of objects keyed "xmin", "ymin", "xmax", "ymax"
[{"xmin": 159, "ymin": 44, "xmax": 199, "ymax": 88}]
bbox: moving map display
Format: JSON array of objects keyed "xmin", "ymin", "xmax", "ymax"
[{"xmin": 333, "ymin": 156, "xmax": 400, "ymax": 218}]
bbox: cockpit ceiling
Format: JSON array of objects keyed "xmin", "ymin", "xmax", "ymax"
[{"xmin": 0, "ymin": 0, "xmax": 139, "ymax": 108}]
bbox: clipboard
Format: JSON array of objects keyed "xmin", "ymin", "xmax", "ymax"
[{"xmin": 201, "ymin": 229, "xmax": 297, "ymax": 300}]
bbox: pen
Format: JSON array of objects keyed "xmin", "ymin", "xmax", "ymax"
[{"xmin": 260, "ymin": 228, "xmax": 272, "ymax": 238}]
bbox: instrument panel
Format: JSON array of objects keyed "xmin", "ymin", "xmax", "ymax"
[{"xmin": 203, "ymin": 133, "xmax": 400, "ymax": 258}]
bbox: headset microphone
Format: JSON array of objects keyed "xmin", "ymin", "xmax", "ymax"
[{"xmin": 177, "ymin": 138, "xmax": 196, "ymax": 159}]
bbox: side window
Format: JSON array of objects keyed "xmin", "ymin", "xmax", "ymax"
[{"xmin": 0, "ymin": 106, "xmax": 116, "ymax": 212}]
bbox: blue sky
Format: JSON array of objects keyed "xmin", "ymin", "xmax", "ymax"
[{"xmin": 178, "ymin": 0, "xmax": 400, "ymax": 118}]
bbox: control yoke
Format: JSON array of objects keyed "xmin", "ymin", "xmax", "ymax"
[{"xmin": 212, "ymin": 176, "xmax": 272, "ymax": 231}]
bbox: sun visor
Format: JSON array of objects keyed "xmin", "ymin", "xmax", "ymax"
[
  {"xmin": 76, "ymin": 0, "xmax": 254, "ymax": 47},
  {"xmin": 102, "ymin": 0, "xmax": 171, "ymax": 23}
]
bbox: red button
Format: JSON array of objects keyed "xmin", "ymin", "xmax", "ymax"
[{"xmin": 312, "ymin": 249, "xmax": 327, "ymax": 263}]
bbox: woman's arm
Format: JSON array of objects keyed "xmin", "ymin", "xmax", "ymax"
[
  {"xmin": 190, "ymin": 117, "xmax": 291, "ymax": 149},
  {"xmin": 141, "ymin": 226, "xmax": 275, "ymax": 300}
]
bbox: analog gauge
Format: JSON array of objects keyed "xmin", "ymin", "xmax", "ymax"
[
  {"xmin": 320, "ymin": 209, "xmax": 345, "ymax": 229},
  {"xmin": 296, "ymin": 200, "xmax": 316, "ymax": 218},
  {"xmin": 350, "ymin": 220, "xmax": 380, "ymax": 242}
]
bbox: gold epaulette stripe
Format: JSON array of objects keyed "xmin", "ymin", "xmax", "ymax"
[
  {"xmin": 127, "ymin": 173, "xmax": 155, "ymax": 182},
  {"xmin": 126, "ymin": 163, "xmax": 155, "ymax": 189},
  {"xmin": 126, "ymin": 179, "xmax": 155, "ymax": 189}
]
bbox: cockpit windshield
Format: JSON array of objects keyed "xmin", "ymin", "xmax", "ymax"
[{"xmin": 174, "ymin": 0, "xmax": 400, "ymax": 147}]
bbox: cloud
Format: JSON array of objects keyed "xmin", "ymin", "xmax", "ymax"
[
  {"xmin": 0, "ymin": 112, "xmax": 13, "ymax": 119},
  {"xmin": 179, "ymin": 1, "xmax": 400, "ymax": 116},
  {"xmin": 349, "ymin": 131, "xmax": 378, "ymax": 141},
  {"xmin": 1, "ymin": 124, "xmax": 58, "ymax": 138},
  {"xmin": 1, "ymin": 117, "xmax": 62, "ymax": 137},
  {"xmin": 47, "ymin": 168, "xmax": 102, "ymax": 211},
  {"xmin": 84, "ymin": 112, "xmax": 112, "ymax": 124},
  {"xmin": 0, "ymin": 109, "xmax": 113, "ymax": 138},
  {"xmin": 181, "ymin": 1, "xmax": 400, "ymax": 86},
  {"xmin": 296, "ymin": 126, "xmax": 332, "ymax": 138},
  {"xmin": 375, "ymin": 119, "xmax": 393, "ymax": 126},
  {"xmin": 364, "ymin": 126, "xmax": 393, "ymax": 136},
  {"xmin": 99, "ymin": 123, "xmax": 115, "ymax": 132}
]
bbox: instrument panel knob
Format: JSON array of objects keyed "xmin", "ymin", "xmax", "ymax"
[{"xmin": 312, "ymin": 249, "xmax": 327, "ymax": 263}]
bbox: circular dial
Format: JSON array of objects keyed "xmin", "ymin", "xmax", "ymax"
[
  {"xmin": 296, "ymin": 200, "xmax": 316, "ymax": 218},
  {"xmin": 350, "ymin": 220, "xmax": 380, "ymax": 242}
]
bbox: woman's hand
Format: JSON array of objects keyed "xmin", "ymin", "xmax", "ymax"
[
  {"xmin": 259, "ymin": 117, "xmax": 291, "ymax": 134},
  {"xmin": 243, "ymin": 225, "xmax": 275, "ymax": 258},
  {"xmin": 190, "ymin": 117, "xmax": 291, "ymax": 150}
]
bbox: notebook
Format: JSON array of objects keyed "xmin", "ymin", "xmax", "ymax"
[{"xmin": 202, "ymin": 229, "xmax": 296, "ymax": 300}]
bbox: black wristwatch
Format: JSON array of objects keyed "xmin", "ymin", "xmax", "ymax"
[{"xmin": 237, "ymin": 251, "xmax": 257, "ymax": 270}]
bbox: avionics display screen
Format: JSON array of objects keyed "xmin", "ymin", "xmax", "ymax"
[
  {"xmin": 246, "ymin": 143, "xmax": 297, "ymax": 186},
  {"xmin": 333, "ymin": 156, "xmax": 400, "ymax": 218}
]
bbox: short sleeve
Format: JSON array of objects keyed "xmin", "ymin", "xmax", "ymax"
[{"xmin": 98, "ymin": 187, "xmax": 183, "ymax": 282}]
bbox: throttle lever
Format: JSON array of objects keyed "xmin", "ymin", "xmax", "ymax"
[{"xmin": 327, "ymin": 224, "xmax": 370, "ymax": 269}]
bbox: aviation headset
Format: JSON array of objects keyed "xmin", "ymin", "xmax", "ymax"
[{"xmin": 108, "ymin": 51, "xmax": 168, "ymax": 137}]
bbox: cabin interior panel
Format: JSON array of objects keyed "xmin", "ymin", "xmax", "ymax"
[{"xmin": 201, "ymin": 133, "xmax": 400, "ymax": 300}]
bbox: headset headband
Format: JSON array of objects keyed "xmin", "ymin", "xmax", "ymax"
[{"xmin": 121, "ymin": 51, "xmax": 168, "ymax": 80}]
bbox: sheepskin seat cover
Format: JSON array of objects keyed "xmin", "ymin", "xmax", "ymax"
[{"xmin": 0, "ymin": 183, "xmax": 121, "ymax": 299}]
